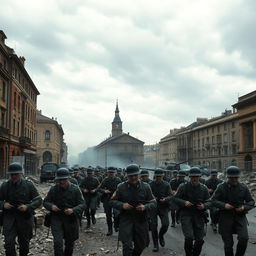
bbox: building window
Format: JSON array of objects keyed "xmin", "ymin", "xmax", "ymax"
[
  {"xmin": 232, "ymin": 144, "xmax": 237, "ymax": 154},
  {"xmin": 232, "ymin": 131, "xmax": 236, "ymax": 142},
  {"xmin": 224, "ymin": 123, "xmax": 227, "ymax": 131},
  {"xmin": 223, "ymin": 145, "xmax": 228, "ymax": 155},
  {"xmin": 45, "ymin": 130, "xmax": 51, "ymax": 140},
  {"xmin": 1, "ymin": 112, "xmax": 5, "ymax": 127},
  {"xmin": 2, "ymin": 81, "xmax": 6, "ymax": 101},
  {"xmin": 13, "ymin": 119, "xmax": 16, "ymax": 135},
  {"xmin": 212, "ymin": 136, "xmax": 215, "ymax": 145},
  {"xmin": 43, "ymin": 151, "xmax": 52, "ymax": 163},
  {"xmin": 223, "ymin": 133, "xmax": 228, "ymax": 143},
  {"xmin": 14, "ymin": 92, "xmax": 17, "ymax": 109},
  {"xmin": 232, "ymin": 122, "xmax": 235, "ymax": 128}
]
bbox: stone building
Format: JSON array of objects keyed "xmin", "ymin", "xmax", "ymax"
[
  {"xmin": 36, "ymin": 110, "xmax": 65, "ymax": 168},
  {"xmin": 95, "ymin": 102, "xmax": 144, "ymax": 167},
  {"xmin": 159, "ymin": 90, "xmax": 256, "ymax": 173},
  {"xmin": 0, "ymin": 30, "xmax": 39, "ymax": 177}
]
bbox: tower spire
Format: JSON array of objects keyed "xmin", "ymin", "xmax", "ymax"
[{"xmin": 112, "ymin": 100, "xmax": 122, "ymax": 136}]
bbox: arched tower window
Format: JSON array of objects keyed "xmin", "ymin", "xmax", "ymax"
[{"xmin": 45, "ymin": 130, "xmax": 51, "ymax": 140}]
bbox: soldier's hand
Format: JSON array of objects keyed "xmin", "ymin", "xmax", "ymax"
[
  {"xmin": 64, "ymin": 208, "xmax": 73, "ymax": 215},
  {"xmin": 136, "ymin": 204, "xmax": 146, "ymax": 211},
  {"xmin": 225, "ymin": 203, "xmax": 234, "ymax": 210},
  {"xmin": 185, "ymin": 201, "xmax": 193, "ymax": 207},
  {"xmin": 84, "ymin": 189, "xmax": 89, "ymax": 193},
  {"xmin": 197, "ymin": 203, "xmax": 205, "ymax": 210},
  {"xmin": 4, "ymin": 202, "xmax": 14, "ymax": 209},
  {"xmin": 159, "ymin": 198, "xmax": 165, "ymax": 203},
  {"xmin": 208, "ymin": 189, "xmax": 213, "ymax": 193},
  {"xmin": 123, "ymin": 203, "xmax": 133, "ymax": 210},
  {"xmin": 235, "ymin": 206, "xmax": 244, "ymax": 212},
  {"xmin": 17, "ymin": 204, "xmax": 28, "ymax": 212},
  {"xmin": 105, "ymin": 190, "xmax": 111, "ymax": 194},
  {"xmin": 52, "ymin": 205, "xmax": 61, "ymax": 212},
  {"xmin": 90, "ymin": 189, "xmax": 96, "ymax": 193}
]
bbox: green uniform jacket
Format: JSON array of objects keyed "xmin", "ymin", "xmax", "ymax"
[
  {"xmin": 0, "ymin": 178, "xmax": 42, "ymax": 236},
  {"xmin": 43, "ymin": 182, "xmax": 85, "ymax": 241},
  {"xmin": 211, "ymin": 181, "xmax": 255, "ymax": 234},
  {"xmin": 110, "ymin": 181, "xmax": 156, "ymax": 243}
]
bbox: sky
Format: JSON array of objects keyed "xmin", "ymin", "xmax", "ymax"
[{"xmin": 1, "ymin": 0, "xmax": 256, "ymax": 161}]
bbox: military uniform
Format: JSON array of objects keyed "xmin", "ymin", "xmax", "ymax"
[
  {"xmin": 80, "ymin": 169, "xmax": 100, "ymax": 227},
  {"xmin": 211, "ymin": 166, "xmax": 255, "ymax": 256},
  {"xmin": 111, "ymin": 164, "xmax": 156, "ymax": 256},
  {"xmin": 98, "ymin": 167, "xmax": 122, "ymax": 235},
  {"xmin": 205, "ymin": 170, "xmax": 222, "ymax": 231},
  {"xmin": 174, "ymin": 167, "xmax": 210, "ymax": 256},
  {"xmin": 140, "ymin": 170, "xmax": 152, "ymax": 184},
  {"xmin": 43, "ymin": 168, "xmax": 85, "ymax": 256},
  {"xmin": 150, "ymin": 169, "xmax": 173, "ymax": 252},
  {"xmin": 0, "ymin": 163, "xmax": 42, "ymax": 256},
  {"xmin": 170, "ymin": 170, "xmax": 187, "ymax": 227}
]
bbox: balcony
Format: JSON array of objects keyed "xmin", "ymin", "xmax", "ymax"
[
  {"xmin": 19, "ymin": 136, "xmax": 31, "ymax": 146},
  {"xmin": 0, "ymin": 126, "xmax": 9, "ymax": 138}
]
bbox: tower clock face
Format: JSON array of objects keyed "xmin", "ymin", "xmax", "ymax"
[{"xmin": 115, "ymin": 124, "xmax": 119, "ymax": 128}]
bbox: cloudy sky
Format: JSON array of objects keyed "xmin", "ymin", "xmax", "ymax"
[{"xmin": 1, "ymin": 0, "xmax": 256, "ymax": 160}]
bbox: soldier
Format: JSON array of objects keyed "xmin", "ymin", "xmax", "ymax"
[
  {"xmin": 140, "ymin": 170, "xmax": 152, "ymax": 183},
  {"xmin": 163, "ymin": 170, "xmax": 171, "ymax": 183},
  {"xmin": 172, "ymin": 170, "xmax": 178, "ymax": 180},
  {"xmin": 211, "ymin": 166, "xmax": 255, "ymax": 256},
  {"xmin": 117, "ymin": 168, "xmax": 125, "ymax": 181},
  {"xmin": 174, "ymin": 167, "xmax": 210, "ymax": 256},
  {"xmin": 0, "ymin": 162, "xmax": 42, "ymax": 256},
  {"xmin": 97, "ymin": 166, "xmax": 122, "ymax": 235},
  {"xmin": 69, "ymin": 168, "xmax": 79, "ymax": 185},
  {"xmin": 111, "ymin": 164, "xmax": 156, "ymax": 256},
  {"xmin": 170, "ymin": 170, "xmax": 187, "ymax": 227},
  {"xmin": 80, "ymin": 167, "xmax": 100, "ymax": 228},
  {"xmin": 205, "ymin": 169, "xmax": 223, "ymax": 232},
  {"xmin": 43, "ymin": 168, "xmax": 85, "ymax": 256},
  {"xmin": 150, "ymin": 168, "xmax": 173, "ymax": 252},
  {"xmin": 73, "ymin": 167, "xmax": 82, "ymax": 185}
]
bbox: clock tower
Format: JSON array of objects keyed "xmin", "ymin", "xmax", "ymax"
[{"xmin": 112, "ymin": 101, "xmax": 123, "ymax": 137}]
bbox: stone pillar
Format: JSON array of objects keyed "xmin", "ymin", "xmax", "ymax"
[
  {"xmin": 239, "ymin": 123, "xmax": 244, "ymax": 152},
  {"xmin": 253, "ymin": 120, "xmax": 256, "ymax": 150}
]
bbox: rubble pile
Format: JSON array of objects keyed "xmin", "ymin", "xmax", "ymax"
[{"xmin": 242, "ymin": 172, "xmax": 256, "ymax": 200}]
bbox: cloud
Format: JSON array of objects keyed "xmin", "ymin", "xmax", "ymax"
[{"xmin": 1, "ymin": 0, "xmax": 255, "ymax": 161}]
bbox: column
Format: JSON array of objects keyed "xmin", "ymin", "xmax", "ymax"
[{"xmin": 239, "ymin": 123, "xmax": 244, "ymax": 152}]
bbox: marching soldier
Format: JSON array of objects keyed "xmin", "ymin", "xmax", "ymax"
[
  {"xmin": 117, "ymin": 168, "xmax": 125, "ymax": 181},
  {"xmin": 150, "ymin": 168, "xmax": 173, "ymax": 252},
  {"xmin": 140, "ymin": 170, "xmax": 152, "ymax": 184},
  {"xmin": 163, "ymin": 170, "xmax": 171, "ymax": 183},
  {"xmin": 111, "ymin": 164, "xmax": 156, "ymax": 256},
  {"xmin": 73, "ymin": 167, "xmax": 82, "ymax": 185},
  {"xmin": 0, "ymin": 162, "xmax": 42, "ymax": 256},
  {"xmin": 69, "ymin": 168, "xmax": 79, "ymax": 185},
  {"xmin": 211, "ymin": 166, "xmax": 255, "ymax": 256},
  {"xmin": 174, "ymin": 167, "xmax": 210, "ymax": 256},
  {"xmin": 205, "ymin": 169, "xmax": 223, "ymax": 232},
  {"xmin": 170, "ymin": 170, "xmax": 187, "ymax": 227},
  {"xmin": 97, "ymin": 166, "xmax": 122, "ymax": 235},
  {"xmin": 80, "ymin": 167, "xmax": 100, "ymax": 228},
  {"xmin": 43, "ymin": 168, "xmax": 85, "ymax": 256}
]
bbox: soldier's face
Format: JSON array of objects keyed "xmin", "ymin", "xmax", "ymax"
[
  {"xmin": 178, "ymin": 176, "xmax": 185, "ymax": 182},
  {"xmin": 10, "ymin": 173, "xmax": 22, "ymax": 183},
  {"xmin": 190, "ymin": 176, "xmax": 200, "ymax": 184},
  {"xmin": 108, "ymin": 172, "xmax": 115, "ymax": 177},
  {"xmin": 211, "ymin": 175, "xmax": 217, "ymax": 180},
  {"xmin": 59, "ymin": 178, "xmax": 69, "ymax": 187},
  {"xmin": 128, "ymin": 174, "xmax": 139, "ymax": 184},
  {"xmin": 141, "ymin": 176, "xmax": 149, "ymax": 182},
  {"xmin": 228, "ymin": 177, "xmax": 239, "ymax": 185},
  {"xmin": 156, "ymin": 176, "xmax": 163, "ymax": 182}
]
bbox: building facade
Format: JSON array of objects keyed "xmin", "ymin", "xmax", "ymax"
[
  {"xmin": 36, "ymin": 110, "xmax": 65, "ymax": 168},
  {"xmin": 0, "ymin": 30, "xmax": 39, "ymax": 177},
  {"xmin": 95, "ymin": 102, "xmax": 144, "ymax": 167},
  {"xmin": 159, "ymin": 90, "xmax": 256, "ymax": 173},
  {"xmin": 144, "ymin": 144, "xmax": 160, "ymax": 167}
]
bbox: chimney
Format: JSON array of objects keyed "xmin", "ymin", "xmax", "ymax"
[
  {"xmin": 0, "ymin": 30, "xmax": 7, "ymax": 44},
  {"xmin": 19, "ymin": 56, "xmax": 26, "ymax": 66}
]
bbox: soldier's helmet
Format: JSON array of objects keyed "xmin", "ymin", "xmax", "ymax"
[
  {"xmin": 55, "ymin": 168, "xmax": 70, "ymax": 180},
  {"xmin": 117, "ymin": 168, "xmax": 123, "ymax": 173},
  {"xmin": 73, "ymin": 167, "xmax": 79, "ymax": 173},
  {"xmin": 154, "ymin": 168, "xmax": 165, "ymax": 177},
  {"xmin": 126, "ymin": 164, "xmax": 140, "ymax": 176},
  {"xmin": 87, "ymin": 167, "xmax": 94, "ymax": 174},
  {"xmin": 177, "ymin": 170, "xmax": 186, "ymax": 177},
  {"xmin": 210, "ymin": 169, "xmax": 218, "ymax": 176},
  {"xmin": 140, "ymin": 170, "xmax": 149, "ymax": 176},
  {"xmin": 107, "ymin": 166, "xmax": 117, "ymax": 173},
  {"xmin": 8, "ymin": 162, "xmax": 23, "ymax": 174},
  {"xmin": 226, "ymin": 166, "xmax": 240, "ymax": 178},
  {"xmin": 69, "ymin": 168, "xmax": 74, "ymax": 174},
  {"xmin": 189, "ymin": 167, "xmax": 202, "ymax": 177},
  {"xmin": 172, "ymin": 170, "xmax": 178, "ymax": 175}
]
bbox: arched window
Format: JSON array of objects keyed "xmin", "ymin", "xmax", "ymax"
[
  {"xmin": 45, "ymin": 130, "xmax": 51, "ymax": 140},
  {"xmin": 244, "ymin": 155, "xmax": 252, "ymax": 172},
  {"xmin": 43, "ymin": 151, "xmax": 52, "ymax": 163}
]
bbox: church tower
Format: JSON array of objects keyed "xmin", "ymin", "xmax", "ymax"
[{"xmin": 112, "ymin": 100, "xmax": 123, "ymax": 137}]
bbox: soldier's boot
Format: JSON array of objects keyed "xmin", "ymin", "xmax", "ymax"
[
  {"xmin": 235, "ymin": 239, "xmax": 248, "ymax": 256},
  {"xmin": 159, "ymin": 226, "xmax": 168, "ymax": 247},
  {"xmin": 152, "ymin": 231, "xmax": 159, "ymax": 252},
  {"xmin": 91, "ymin": 210, "xmax": 96, "ymax": 225},
  {"xmin": 184, "ymin": 238, "xmax": 193, "ymax": 256},
  {"xmin": 64, "ymin": 248, "xmax": 73, "ymax": 256},
  {"xmin": 171, "ymin": 211, "xmax": 176, "ymax": 227},
  {"xmin": 86, "ymin": 213, "xmax": 91, "ymax": 228},
  {"xmin": 193, "ymin": 240, "xmax": 204, "ymax": 256},
  {"xmin": 106, "ymin": 224, "xmax": 113, "ymax": 236}
]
